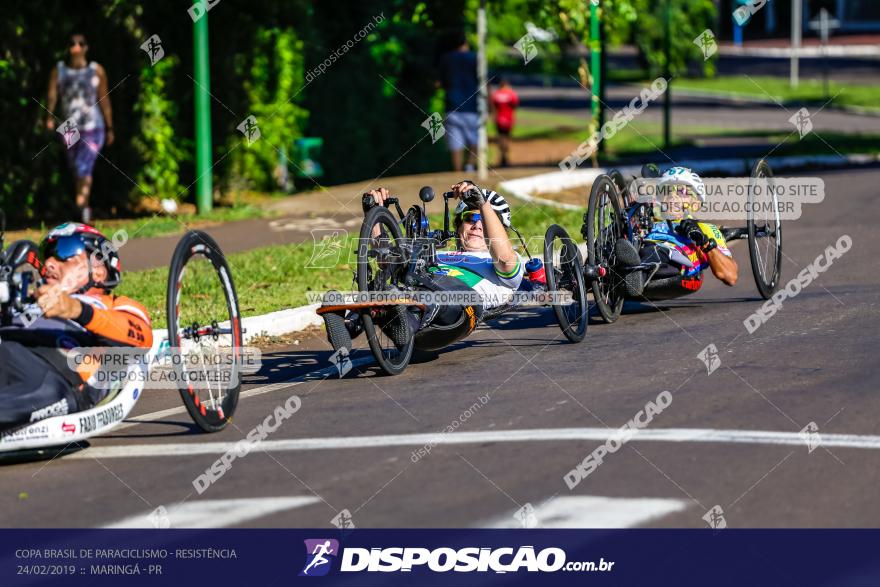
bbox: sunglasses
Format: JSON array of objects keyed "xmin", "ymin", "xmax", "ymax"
[
  {"xmin": 461, "ymin": 211, "xmax": 482, "ymax": 224},
  {"xmin": 40, "ymin": 236, "xmax": 87, "ymax": 263},
  {"xmin": 69, "ymin": 40, "xmax": 86, "ymax": 48}
]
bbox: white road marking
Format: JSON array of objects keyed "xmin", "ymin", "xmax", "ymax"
[
  {"xmin": 488, "ymin": 496, "xmax": 689, "ymax": 529},
  {"xmin": 73, "ymin": 426, "xmax": 880, "ymax": 459},
  {"xmin": 112, "ymin": 356, "xmax": 374, "ymax": 432},
  {"xmin": 103, "ymin": 496, "xmax": 320, "ymax": 529}
]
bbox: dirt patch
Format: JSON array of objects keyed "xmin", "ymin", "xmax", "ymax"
[
  {"xmin": 249, "ymin": 324, "xmax": 326, "ymax": 351},
  {"xmin": 528, "ymin": 186, "xmax": 590, "ymax": 208},
  {"xmin": 505, "ymin": 138, "xmax": 583, "ymax": 168}
]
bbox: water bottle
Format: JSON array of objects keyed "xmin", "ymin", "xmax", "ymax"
[{"xmin": 525, "ymin": 258, "xmax": 546, "ymax": 284}]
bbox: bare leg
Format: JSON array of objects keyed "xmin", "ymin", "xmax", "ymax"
[
  {"xmin": 451, "ymin": 149, "xmax": 464, "ymax": 172},
  {"xmin": 75, "ymin": 176, "xmax": 93, "ymax": 223},
  {"xmin": 464, "ymin": 145, "xmax": 477, "ymax": 171},
  {"xmin": 497, "ymin": 135, "xmax": 510, "ymax": 167}
]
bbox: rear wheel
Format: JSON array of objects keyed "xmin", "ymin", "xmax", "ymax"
[
  {"xmin": 544, "ymin": 224, "xmax": 588, "ymax": 342},
  {"xmin": 747, "ymin": 159, "xmax": 782, "ymax": 299},
  {"xmin": 585, "ymin": 175, "xmax": 627, "ymax": 323},
  {"xmin": 167, "ymin": 231, "xmax": 242, "ymax": 432},
  {"xmin": 357, "ymin": 206, "xmax": 414, "ymax": 375}
]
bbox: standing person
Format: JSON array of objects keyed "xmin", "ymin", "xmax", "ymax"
[
  {"xmin": 438, "ymin": 31, "xmax": 479, "ymax": 172},
  {"xmin": 490, "ymin": 79, "xmax": 519, "ymax": 168},
  {"xmin": 45, "ymin": 33, "xmax": 115, "ymax": 225}
]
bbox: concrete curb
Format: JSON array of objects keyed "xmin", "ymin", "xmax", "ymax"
[
  {"xmin": 149, "ymin": 303, "xmax": 323, "ymax": 355},
  {"xmin": 720, "ymin": 45, "xmax": 880, "ymax": 59},
  {"xmin": 499, "ymin": 153, "xmax": 880, "ymax": 209}
]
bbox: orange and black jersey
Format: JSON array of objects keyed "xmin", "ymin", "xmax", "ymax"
[{"xmin": 72, "ymin": 292, "xmax": 153, "ymax": 348}]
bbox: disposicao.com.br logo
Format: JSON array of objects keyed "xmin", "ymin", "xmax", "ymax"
[{"xmin": 300, "ymin": 542, "xmax": 614, "ymax": 575}]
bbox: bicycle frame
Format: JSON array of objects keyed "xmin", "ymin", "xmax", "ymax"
[{"xmin": 364, "ymin": 188, "xmax": 545, "ymax": 320}]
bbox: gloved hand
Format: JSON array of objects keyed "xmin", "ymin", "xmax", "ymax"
[
  {"xmin": 676, "ymin": 218, "xmax": 706, "ymax": 247},
  {"xmin": 452, "ymin": 181, "xmax": 486, "ymax": 208},
  {"xmin": 460, "ymin": 187, "xmax": 486, "ymax": 209}
]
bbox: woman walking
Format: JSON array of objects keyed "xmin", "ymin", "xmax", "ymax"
[{"xmin": 45, "ymin": 33, "xmax": 114, "ymax": 224}]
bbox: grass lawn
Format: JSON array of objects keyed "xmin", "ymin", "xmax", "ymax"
[
  {"xmin": 683, "ymin": 126, "xmax": 880, "ymax": 157},
  {"xmin": 674, "ymin": 75, "xmax": 880, "ymax": 112},
  {"xmin": 117, "ymin": 201, "xmax": 586, "ymax": 326}
]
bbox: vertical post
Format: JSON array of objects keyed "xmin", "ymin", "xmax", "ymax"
[
  {"xmin": 790, "ymin": 0, "xmax": 802, "ymax": 88},
  {"xmin": 598, "ymin": 0, "xmax": 607, "ymax": 154},
  {"xmin": 194, "ymin": 7, "xmax": 213, "ymax": 214},
  {"xmin": 590, "ymin": 0, "xmax": 602, "ymax": 153},
  {"xmin": 477, "ymin": 0, "xmax": 489, "ymax": 180},
  {"xmin": 819, "ymin": 7, "xmax": 829, "ymax": 99},
  {"xmin": 663, "ymin": 0, "xmax": 671, "ymax": 150}
]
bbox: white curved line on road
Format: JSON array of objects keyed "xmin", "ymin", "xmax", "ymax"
[
  {"xmin": 74, "ymin": 426, "xmax": 880, "ymax": 459},
  {"xmin": 113, "ymin": 355, "xmax": 375, "ymax": 432}
]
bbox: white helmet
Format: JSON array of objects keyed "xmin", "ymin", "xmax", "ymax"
[
  {"xmin": 658, "ymin": 167, "xmax": 706, "ymax": 202},
  {"xmin": 454, "ymin": 189, "xmax": 512, "ymax": 228}
]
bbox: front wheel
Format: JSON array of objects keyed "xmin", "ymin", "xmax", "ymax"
[
  {"xmin": 167, "ymin": 231, "xmax": 243, "ymax": 432},
  {"xmin": 544, "ymin": 224, "xmax": 588, "ymax": 343},
  {"xmin": 357, "ymin": 206, "xmax": 414, "ymax": 375},
  {"xmin": 747, "ymin": 158, "xmax": 782, "ymax": 299},
  {"xmin": 585, "ymin": 175, "xmax": 626, "ymax": 323}
]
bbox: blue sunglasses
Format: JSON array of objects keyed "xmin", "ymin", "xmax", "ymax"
[
  {"xmin": 40, "ymin": 235, "xmax": 87, "ymax": 262},
  {"xmin": 461, "ymin": 211, "xmax": 482, "ymax": 224}
]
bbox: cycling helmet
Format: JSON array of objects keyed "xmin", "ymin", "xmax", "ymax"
[
  {"xmin": 658, "ymin": 167, "xmax": 706, "ymax": 202},
  {"xmin": 453, "ymin": 189, "xmax": 512, "ymax": 228},
  {"xmin": 40, "ymin": 223, "xmax": 122, "ymax": 289}
]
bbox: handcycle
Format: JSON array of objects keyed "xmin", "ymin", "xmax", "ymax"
[
  {"xmin": 584, "ymin": 158, "xmax": 782, "ymax": 323},
  {"xmin": 0, "ymin": 219, "xmax": 243, "ymax": 459},
  {"xmin": 318, "ymin": 186, "xmax": 588, "ymax": 376}
]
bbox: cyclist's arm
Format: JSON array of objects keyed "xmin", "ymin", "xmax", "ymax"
[
  {"xmin": 76, "ymin": 298, "xmax": 153, "ymax": 348},
  {"xmin": 479, "ymin": 198, "xmax": 519, "ymax": 277},
  {"xmin": 707, "ymin": 248, "xmax": 737, "ymax": 286},
  {"xmin": 698, "ymin": 222, "xmax": 737, "ymax": 286}
]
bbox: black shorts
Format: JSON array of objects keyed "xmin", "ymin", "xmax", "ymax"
[{"xmin": 0, "ymin": 341, "xmax": 83, "ymax": 432}]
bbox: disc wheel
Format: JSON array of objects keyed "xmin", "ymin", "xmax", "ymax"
[
  {"xmin": 585, "ymin": 175, "xmax": 627, "ymax": 323},
  {"xmin": 747, "ymin": 158, "xmax": 782, "ymax": 299},
  {"xmin": 544, "ymin": 224, "xmax": 588, "ymax": 343},
  {"xmin": 167, "ymin": 231, "xmax": 243, "ymax": 432},
  {"xmin": 357, "ymin": 206, "xmax": 414, "ymax": 375}
]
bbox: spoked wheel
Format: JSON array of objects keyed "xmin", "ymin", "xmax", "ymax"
[
  {"xmin": 167, "ymin": 231, "xmax": 243, "ymax": 432},
  {"xmin": 585, "ymin": 175, "xmax": 627, "ymax": 323},
  {"xmin": 608, "ymin": 169, "xmax": 632, "ymax": 207},
  {"xmin": 544, "ymin": 224, "xmax": 588, "ymax": 343},
  {"xmin": 357, "ymin": 206, "xmax": 415, "ymax": 376},
  {"xmin": 747, "ymin": 158, "xmax": 782, "ymax": 299}
]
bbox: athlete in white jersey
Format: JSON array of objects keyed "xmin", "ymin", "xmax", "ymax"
[{"xmin": 321, "ymin": 181, "xmax": 523, "ymax": 353}]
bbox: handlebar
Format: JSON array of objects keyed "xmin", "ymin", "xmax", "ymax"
[{"xmin": 362, "ymin": 193, "xmax": 405, "ymax": 220}]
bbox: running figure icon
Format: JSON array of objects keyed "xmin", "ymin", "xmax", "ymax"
[{"xmin": 300, "ymin": 539, "xmax": 339, "ymax": 576}]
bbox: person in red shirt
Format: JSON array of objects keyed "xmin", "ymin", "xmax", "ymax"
[{"xmin": 490, "ymin": 79, "xmax": 519, "ymax": 167}]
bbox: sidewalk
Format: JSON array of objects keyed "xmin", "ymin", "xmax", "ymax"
[{"xmin": 719, "ymin": 37, "xmax": 880, "ymax": 59}]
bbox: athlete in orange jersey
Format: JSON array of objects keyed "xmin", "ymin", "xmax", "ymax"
[{"xmin": 0, "ymin": 223, "xmax": 151, "ymax": 431}]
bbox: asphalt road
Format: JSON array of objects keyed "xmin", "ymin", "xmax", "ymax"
[{"xmin": 1, "ymin": 167, "xmax": 878, "ymax": 529}]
